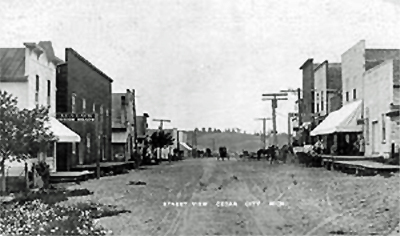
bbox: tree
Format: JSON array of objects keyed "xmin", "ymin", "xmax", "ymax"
[
  {"xmin": 201, "ymin": 128, "xmax": 206, "ymax": 133},
  {"xmin": 149, "ymin": 130, "xmax": 174, "ymax": 150},
  {"xmin": 208, "ymin": 128, "xmax": 212, "ymax": 133},
  {"xmin": 0, "ymin": 90, "xmax": 56, "ymax": 193}
]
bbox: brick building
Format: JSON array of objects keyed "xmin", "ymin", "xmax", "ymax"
[{"xmin": 56, "ymin": 48, "xmax": 113, "ymax": 171}]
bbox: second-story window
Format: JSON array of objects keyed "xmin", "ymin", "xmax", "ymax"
[
  {"xmin": 346, "ymin": 91, "xmax": 349, "ymax": 102},
  {"xmin": 353, "ymin": 89, "xmax": 357, "ymax": 100},
  {"xmin": 93, "ymin": 103, "xmax": 96, "ymax": 113},
  {"xmin": 82, "ymin": 98, "xmax": 86, "ymax": 113},
  {"xmin": 321, "ymin": 91, "xmax": 324, "ymax": 111},
  {"xmin": 382, "ymin": 114, "xmax": 386, "ymax": 143},
  {"xmin": 316, "ymin": 94, "xmax": 320, "ymax": 113},
  {"xmin": 47, "ymin": 80, "xmax": 51, "ymax": 107},
  {"xmin": 72, "ymin": 93, "xmax": 76, "ymax": 113},
  {"xmin": 35, "ymin": 75, "xmax": 39, "ymax": 107}
]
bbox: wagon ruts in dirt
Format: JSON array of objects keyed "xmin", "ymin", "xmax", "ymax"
[{"xmin": 218, "ymin": 147, "xmax": 229, "ymax": 161}]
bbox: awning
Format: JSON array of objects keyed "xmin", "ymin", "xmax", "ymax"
[
  {"xmin": 180, "ymin": 142, "xmax": 192, "ymax": 151},
  {"xmin": 48, "ymin": 117, "xmax": 81, "ymax": 143},
  {"xmin": 310, "ymin": 100, "xmax": 363, "ymax": 136},
  {"xmin": 112, "ymin": 131, "xmax": 129, "ymax": 144}
]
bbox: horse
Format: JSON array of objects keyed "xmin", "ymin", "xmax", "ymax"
[{"xmin": 218, "ymin": 147, "xmax": 229, "ymax": 161}]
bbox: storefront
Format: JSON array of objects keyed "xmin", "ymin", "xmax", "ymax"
[{"xmin": 310, "ymin": 100, "xmax": 363, "ymax": 155}]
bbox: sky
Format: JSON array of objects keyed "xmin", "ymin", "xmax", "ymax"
[{"xmin": 1, "ymin": 0, "xmax": 399, "ymax": 133}]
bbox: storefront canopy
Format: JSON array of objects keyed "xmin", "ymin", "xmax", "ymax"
[
  {"xmin": 48, "ymin": 117, "xmax": 81, "ymax": 143},
  {"xmin": 310, "ymin": 100, "xmax": 363, "ymax": 136},
  {"xmin": 180, "ymin": 142, "xmax": 192, "ymax": 151}
]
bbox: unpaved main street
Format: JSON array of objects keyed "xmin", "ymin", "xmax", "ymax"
[{"xmin": 65, "ymin": 158, "xmax": 400, "ymax": 236}]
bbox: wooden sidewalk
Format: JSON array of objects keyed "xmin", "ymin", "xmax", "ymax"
[{"xmin": 321, "ymin": 155, "xmax": 400, "ymax": 175}]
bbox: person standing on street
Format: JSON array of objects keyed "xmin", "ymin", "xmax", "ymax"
[{"xmin": 358, "ymin": 135, "xmax": 365, "ymax": 156}]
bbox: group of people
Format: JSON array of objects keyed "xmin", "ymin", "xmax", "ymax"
[{"xmin": 313, "ymin": 135, "xmax": 365, "ymax": 156}]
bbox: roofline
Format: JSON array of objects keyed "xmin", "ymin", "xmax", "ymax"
[
  {"xmin": 363, "ymin": 59, "xmax": 394, "ymax": 75},
  {"xmin": 314, "ymin": 60, "xmax": 328, "ymax": 72},
  {"xmin": 0, "ymin": 76, "xmax": 29, "ymax": 82},
  {"xmin": 66, "ymin": 48, "xmax": 113, "ymax": 83},
  {"xmin": 299, "ymin": 58, "xmax": 313, "ymax": 70}
]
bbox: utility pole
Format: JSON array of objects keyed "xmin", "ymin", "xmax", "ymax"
[
  {"xmin": 262, "ymin": 93, "xmax": 288, "ymax": 146},
  {"xmin": 255, "ymin": 118, "xmax": 271, "ymax": 149},
  {"xmin": 177, "ymin": 129, "xmax": 180, "ymax": 159},
  {"xmin": 288, "ymin": 112, "xmax": 297, "ymax": 145},
  {"xmin": 280, "ymin": 88, "xmax": 302, "ymax": 127},
  {"xmin": 193, "ymin": 129, "xmax": 197, "ymax": 158},
  {"xmin": 131, "ymin": 89, "xmax": 138, "ymax": 155},
  {"xmin": 153, "ymin": 119, "xmax": 171, "ymax": 129}
]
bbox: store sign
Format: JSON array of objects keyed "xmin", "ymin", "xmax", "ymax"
[{"xmin": 56, "ymin": 113, "xmax": 95, "ymax": 122}]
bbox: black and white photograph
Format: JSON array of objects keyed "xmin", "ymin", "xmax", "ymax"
[{"xmin": 0, "ymin": 0, "xmax": 399, "ymax": 235}]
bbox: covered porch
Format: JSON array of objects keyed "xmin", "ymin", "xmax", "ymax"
[{"xmin": 310, "ymin": 100, "xmax": 363, "ymax": 155}]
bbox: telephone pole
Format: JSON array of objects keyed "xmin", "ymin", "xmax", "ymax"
[
  {"xmin": 280, "ymin": 88, "xmax": 302, "ymax": 127},
  {"xmin": 255, "ymin": 118, "xmax": 271, "ymax": 149},
  {"xmin": 131, "ymin": 89, "xmax": 138, "ymax": 157},
  {"xmin": 193, "ymin": 129, "xmax": 197, "ymax": 158},
  {"xmin": 153, "ymin": 119, "xmax": 171, "ymax": 129},
  {"xmin": 262, "ymin": 93, "xmax": 288, "ymax": 146}
]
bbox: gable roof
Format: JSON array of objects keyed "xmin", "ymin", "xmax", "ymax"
[{"xmin": 0, "ymin": 48, "xmax": 27, "ymax": 82}]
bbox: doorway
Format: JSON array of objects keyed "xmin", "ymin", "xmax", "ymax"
[{"xmin": 372, "ymin": 121, "xmax": 378, "ymax": 154}]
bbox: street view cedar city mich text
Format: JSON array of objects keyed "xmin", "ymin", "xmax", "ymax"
[{"xmin": 163, "ymin": 200, "xmax": 262, "ymax": 207}]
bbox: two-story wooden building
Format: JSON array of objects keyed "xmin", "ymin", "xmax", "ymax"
[
  {"xmin": 0, "ymin": 42, "xmax": 81, "ymax": 174},
  {"xmin": 56, "ymin": 48, "xmax": 113, "ymax": 171}
]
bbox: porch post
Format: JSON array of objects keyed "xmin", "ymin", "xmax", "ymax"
[{"xmin": 53, "ymin": 141, "xmax": 57, "ymax": 173}]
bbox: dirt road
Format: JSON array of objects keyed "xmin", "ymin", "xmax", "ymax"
[{"xmin": 65, "ymin": 158, "xmax": 400, "ymax": 235}]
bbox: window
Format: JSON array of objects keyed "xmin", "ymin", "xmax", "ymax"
[
  {"xmin": 316, "ymin": 94, "xmax": 320, "ymax": 112},
  {"xmin": 382, "ymin": 114, "xmax": 386, "ymax": 143},
  {"xmin": 82, "ymin": 98, "xmax": 86, "ymax": 113},
  {"xmin": 72, "ymin": 93, "xmax": 76, "ymax": 113},
  {"xmin": 317, "ymin": 104, "xmax": 320, "ymax": 113},
  {"xmin": 105, "ymin": 109, "xmax": 109, "ymax": 117},
  {"xmin": 100, "ymin": 105, "xmax": 103, "ymax": 115},
  {"xmin": 353, "ymin": 89, "xmax": 356, "ymax": 100},
  {"xmin": 47, "ymin": 80, "xmax": 51, "ymax": 107},
  {"xmin": 346, "ymin": 91, "xmax": 349, "ymax": 102},
  {"xmin": 35, "ymin": 75, "xmax": 39, "ymax": 106},
  {"xmin": 86, "ymin": 133, "xmax": 91, "ymax": 156},
  {"xmin": 92, "ymin": 103, "xmax": 96, "ymax": 113},
  {"xmin": 321, "ymin": 91, "xmax": 324, "ymax": 111}
]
